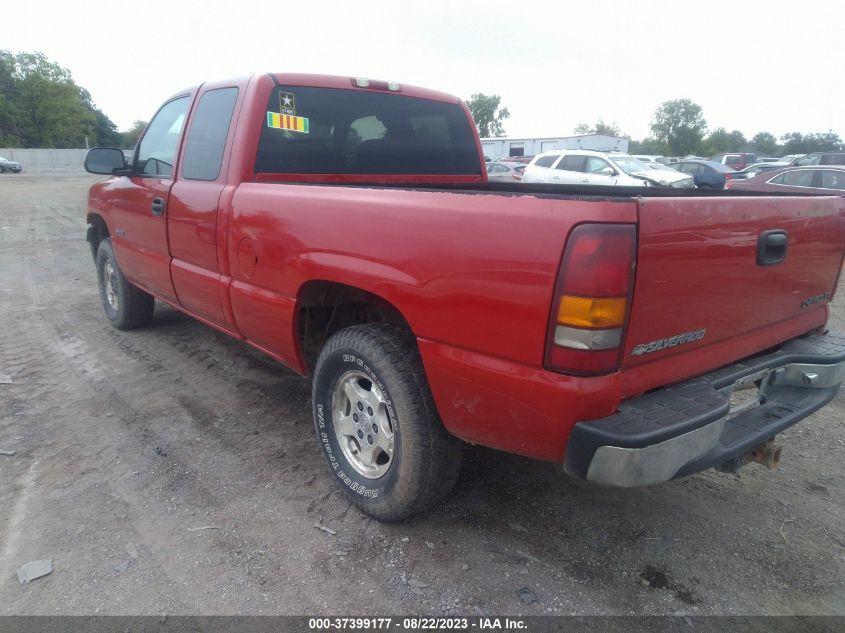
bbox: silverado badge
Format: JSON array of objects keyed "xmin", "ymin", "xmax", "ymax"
[{"xmin": 631, "ymin": 328, "xmax": 706, "ymax": 356}]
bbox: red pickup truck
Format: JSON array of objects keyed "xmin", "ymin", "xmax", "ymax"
[{"xmin": 84, "ymin": 73, "xmax": 845, "ymax": 521}]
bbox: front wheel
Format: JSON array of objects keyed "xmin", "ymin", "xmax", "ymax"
[
  {"xmin": 312, "ymin": 324, "xmax": 464, "ymax": 521},
  {"xmin": 95, "ymin": 238, "xmax": 155, "ymax": 330}
]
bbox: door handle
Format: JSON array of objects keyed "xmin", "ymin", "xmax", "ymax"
[
  {"xmin": 757, "ymin": 229, "xmax": 788, "ymax": 266},
  {"xmin": 581, "ymin": 178, "xmax": 590, "ymax": 183},
  {"xmin": 151, "ymin": 197, "xmax": 165, "ymax": 216}
]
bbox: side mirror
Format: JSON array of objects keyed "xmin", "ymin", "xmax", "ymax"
[
  {"xmin": 84, "ymin": 147, "xmax": 128, "ymax": 175},
  {"xmin": 600, "ymin": 166, "xmax": 616, "ymax": 176}
]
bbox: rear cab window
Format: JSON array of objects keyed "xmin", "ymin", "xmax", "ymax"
[{"xmin": 255, "ymin": 86, "xmax": 481, "ymax": 177}]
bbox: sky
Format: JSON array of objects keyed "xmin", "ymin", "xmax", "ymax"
[{"xmin": 6, "ymin": 0, "xmax": 844, "ymax": 142}]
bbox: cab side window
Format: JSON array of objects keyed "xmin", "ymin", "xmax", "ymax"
[
  {"xmin": 182, "ymin": 88, "xmax": 239, "ymax": 181},
  {"xmin": 534, "ymin": 155, "xmax": 557, "ymax": 168},
  {"xmin": 136, "ymin": 96, "xmax": 191, "ymax": 177}
]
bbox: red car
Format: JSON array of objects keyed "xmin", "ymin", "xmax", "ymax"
[
  {"xmin": 709, "ymin": 152, "xmax": 758, "ymax": 171},
  {"xmin": 83, "ymin": 73, "xmax": 845, "ymax": 520},
  {"xmin": 726, "ymin": 166, "xmax": 845, "ymax": 193}
]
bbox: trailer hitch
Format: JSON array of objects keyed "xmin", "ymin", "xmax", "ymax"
[{"xmin": 715, "ymin": 438, "xmax": 782, "ymax": 474}]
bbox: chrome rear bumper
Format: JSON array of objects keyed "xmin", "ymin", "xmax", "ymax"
[{"xmin": 564, "ymin": 331, "xmax": 845, "ymax": 487}]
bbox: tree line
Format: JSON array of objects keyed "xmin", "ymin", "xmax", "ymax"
[
  {"xmin": 469, "ymin": 93, "xmax": 844, "ymax": 158},
  {"xmin": 0, "ymin": 51, "xmax": 145, "ymax": 149},
  {"xmin": 2, "ymin": 56, "xmax": 842, "ymax": 158}
]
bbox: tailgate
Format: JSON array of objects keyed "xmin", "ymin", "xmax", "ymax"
[{"xmin": 621, "ymin": 195, "xmax": 845, "ymax": 383}]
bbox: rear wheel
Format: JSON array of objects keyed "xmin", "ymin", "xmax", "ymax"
[
  {"xmin": 312, "ymin": 324, "xmax": 464, "ymax": 521},
  {"xmin": 95, "ymin": 238, "xmax": 155, "ymax": 330}
]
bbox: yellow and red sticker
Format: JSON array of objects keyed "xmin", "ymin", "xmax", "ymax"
[{"xmin": 266, "ymin": 111, "xmax": 309, "ymax": 133}]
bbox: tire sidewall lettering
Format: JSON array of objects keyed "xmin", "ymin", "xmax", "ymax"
[
  {"xmin": 96, "ymin": 244, "xmax": 119, "ymax": 321},
  {"xmin": 314, "ymin": 350, "xmax": 399, "ymax": 503}
]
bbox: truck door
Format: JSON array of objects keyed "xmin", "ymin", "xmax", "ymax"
[
  {"xmin": 167, "ymin": 85, "xmax": 241, "ymax": 330},
  {"xmin": 109, "ymin": 96, "xmax": 192, "ymax": 303}
]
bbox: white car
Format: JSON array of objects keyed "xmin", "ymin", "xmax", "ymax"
[{"xmin": 522, "ymin": 150, "xmax": 695, "ymax": 188}]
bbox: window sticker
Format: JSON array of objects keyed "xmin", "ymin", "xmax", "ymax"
[
  {"xmin": 266, "ymin": 111, "xmax": 310, "ymax": 133},
  {"xmin": 279, "ymin": 92, "xmax": 296, "ymax": 115}
]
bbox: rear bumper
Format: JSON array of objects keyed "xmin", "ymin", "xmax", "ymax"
[{"xmin": 564, "ymin": 331, "xmax": 845, "ymax": 486}]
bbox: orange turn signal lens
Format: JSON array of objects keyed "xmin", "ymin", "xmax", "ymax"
[{"xmin": 557, "ymin": 295, "xmax": 627, "ymax": 329}]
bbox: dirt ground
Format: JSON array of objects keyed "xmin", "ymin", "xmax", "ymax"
[{"xmin": 1, "ymin": 174, "xmax": 843, "ymax": 617}]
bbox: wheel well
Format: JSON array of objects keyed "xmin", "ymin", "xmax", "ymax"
[
  {"xmin": 86, "ymin": 213, "xmax": 110, "ymax": 261},
  {"xmin": 296, "ymin": 281, "xmax": 413, "ymax": 373}
]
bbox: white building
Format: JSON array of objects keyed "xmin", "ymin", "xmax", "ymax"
[{"xmin": 480, "ymin": 134, "xmax": 629, "ymax": 160}]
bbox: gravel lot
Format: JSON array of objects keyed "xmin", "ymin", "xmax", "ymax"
[{"xmin": 1, "ymin": 175, "xmax": 843, "ymax": 617}]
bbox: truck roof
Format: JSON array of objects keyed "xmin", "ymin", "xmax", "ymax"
[{"xmin": 269, "ymin": 73, "xmax": 462, "ymax": 104}]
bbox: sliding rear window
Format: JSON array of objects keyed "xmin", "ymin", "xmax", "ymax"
[{"xmin": 255, "ymin": 86, "xmax": 480, "ymax": 176}]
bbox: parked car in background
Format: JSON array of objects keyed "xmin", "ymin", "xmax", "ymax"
[
  {"xmin": 523, "ymin": 150, "xmax": 694, "ymax": 188},
  {"xmin": 733, "ymin": 162, "xmax": 790, "ymax": 179},
  {"xmin": 486, "ymin": 160, "xmax": 526, "ymax": 182},
  {"xmin": 779, "ymin": 154, "xmax": 805, "ymax": 164},
  {"xmin": 642, "ymin": 160, "xmax": 675, "ymax": 171},
  {"xmin": 725, "ymin": 166, "xmax": 845, "ymax": 193},
  {"xmin": 0, "ymin": 155, "xmax": 22, "ymax": 173},
  {"xmin": 672, "ymin": 160, "xmax": 738, "ymax": 189},
  {"xmin": 631, "ymin": 154, "xmax": 671, "ymax": 165},
  {"xmin": 504, "ymin": 155, "xmax": 534, "ymax": 164},
  {"xmin": 790, "ymin": 152, "xmax": 845, "ymax": 167},
  {"xmin": 708, "ymin": 153, "xmax": 757, "ymax": 171}
]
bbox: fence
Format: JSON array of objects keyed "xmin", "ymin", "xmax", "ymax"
[{"xmin": 0, "ymin": 148, "xmax": 88, "ymax": 172}]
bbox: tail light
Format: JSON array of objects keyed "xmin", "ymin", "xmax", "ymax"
[
  {"xmin": 544, "ymin": 224, "xmax": 636, "ymax": 375},
  {"xmin": 723, "ymin": 172, "xmax": 734, "ymax": 180}
]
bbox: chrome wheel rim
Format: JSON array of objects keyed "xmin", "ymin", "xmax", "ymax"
[
  {"xmin": 104, "ymin": 261, "xmax": 118, "ymax": 311},
  {"xmin": 332, "ymin": 370, "xmax": 395, "ymax": 479}
]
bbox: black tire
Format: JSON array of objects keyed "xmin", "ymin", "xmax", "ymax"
[
  {"xmin": 95, "ymin": 238, "xmax": 155, "ymax": 330},
  {"xmin": 312, "ymin": 324, "xmax": 464, "ymax": 521},
  {"xmin": 698, "ymin": 183, "xmax": 713, "ymax": 189}
]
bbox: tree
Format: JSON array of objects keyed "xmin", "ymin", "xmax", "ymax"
[
  {"xmin": 780, "ymin": 132, "xmax": 807, "ymax": 154},
  {"xmin": 778, "ymin": 131, "xmax": 845, "ymax": 154},
  {"xmin": 750, "ymin": 132, "xmax": 780, "ymax": 156},
  {"xmin": 573, "ymin": 120, "xmax": 623, "ymax": 137},
  {"xmin": 803, "ymin": 131, "xmax": 844, "ymax": 152},
  {"xmin": 12, "ymin": 52, "xmax": 96, "ymax": 147},
  {"xmin": 78, "ymin": 86, "xmax": 121, "ymax": 146},
  {"xmin": 0, "ymin": 51, "xmax": 119, "ymax": 148},
  {"xmin": 702, "ymin": 128, "xmax": 747, "ymax": 155},
  {"xmin": 627, "ymin": 137, "xmax": 668, "ymax": 155},
  {"xmin": 650, "ymin": 98, "xmax": 707, "ymax": 156},
  {"xmin": 121, "ymin": 120, "xmax": 147, "ymax": 148},
  {"xmin": 466, "ymin": 93, "xmax": 510, "ymax": 138},
  {"xmin": 0, "ymin": 51, "xmax": 20, "ymax": 145}
]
